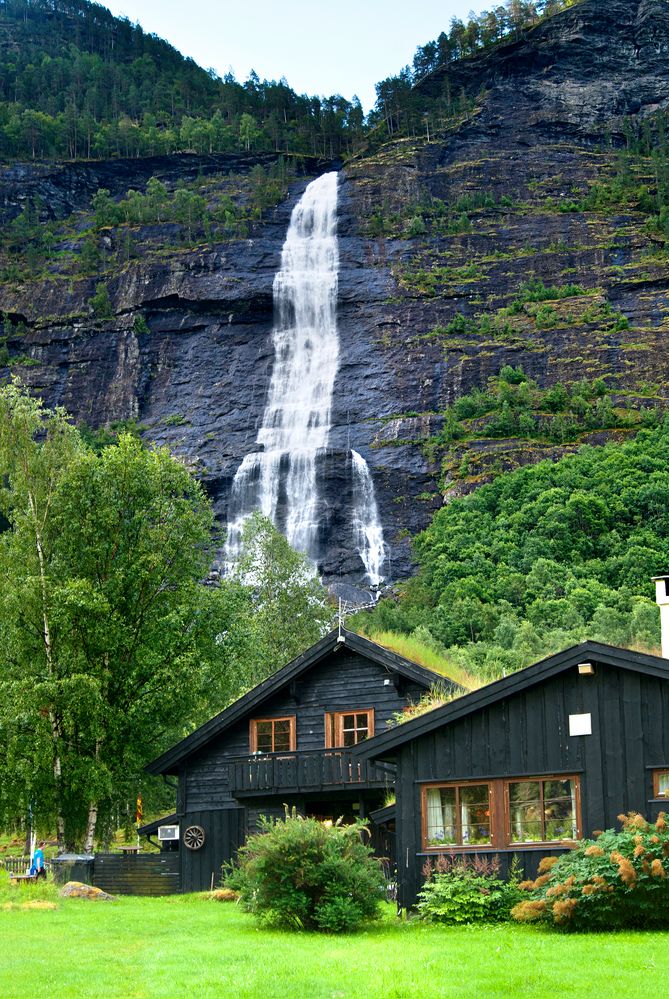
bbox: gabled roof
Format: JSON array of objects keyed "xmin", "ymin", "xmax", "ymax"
[
  {"xmin": 353, "ymin": 640, "xmax": 669, "ymax": 763},
  {"xmin": 146, "ymin": 628, "xmax": 448, "ymax": 775}
]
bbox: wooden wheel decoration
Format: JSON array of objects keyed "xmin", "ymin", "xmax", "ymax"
[{"xmin": 183, "ymin": 825, "xmax": 205, "ymax": 850}]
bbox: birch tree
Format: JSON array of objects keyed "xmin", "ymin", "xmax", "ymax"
[
  {"xmin": 0, "ymin": 383, "xmax": 228, "ymax": 850},
  {"xmin": 0, "ymin": 380, "xmax": 84, "ymax": 849},
  {"xmin": 233, "ymin": 513, "xmax": 335, "ymax": 684}
]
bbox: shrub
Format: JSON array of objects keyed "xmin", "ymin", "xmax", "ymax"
[
  {"xmin": 405, "ymin": 215, "xmax": 427, "ymax": 237},
  {"xmin": 499, "ymin": 364, "xmax": 527, "ymax": 385},
  {"xmin": 224, "ymin": 809, "xmax": 386, "ymax": 932},
  {"xmin": 512, "ymin": 812, "xmax": 669, "ymax": 930},
  {"xmin": 133, "ymin": 314, "xmax": 150, "ymax": 334},
  {"xmin": 89, "ymin": 282, "xmax": 113, "ymax": 319},
  {"xmin": 417, "ymin": 854, "xmax": 523, "ymax": 924}
]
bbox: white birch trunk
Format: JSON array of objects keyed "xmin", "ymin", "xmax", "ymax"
[{"xmin": 28, "ymin": 489, "xmax": 67, "ymax": 852}]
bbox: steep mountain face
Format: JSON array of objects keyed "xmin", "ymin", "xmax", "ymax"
[
  {"xmin": 4, "ymin": 0, "xmax": 669, "ymax": 587},
  {"xmin": 420, "ymin": 0, "xmax": 669, "ymax": 132}
]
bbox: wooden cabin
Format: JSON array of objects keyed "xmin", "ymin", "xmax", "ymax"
[
  {"xmin": 354, "ymin": 641, "xmax": 669, "ymax": 908},
  {"xmin": 143, "ymin": 629, "xmax": 449, "ymax": 893}
]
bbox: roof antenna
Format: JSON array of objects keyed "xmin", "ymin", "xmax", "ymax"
[{"xmin": 337, "ymin": 598, "xmax": 346, "ymax": 642}]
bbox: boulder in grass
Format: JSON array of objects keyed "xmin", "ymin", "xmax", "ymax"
[{"xmin": 59, "ymin": 881, "xmax": 116, "ymax": 901}]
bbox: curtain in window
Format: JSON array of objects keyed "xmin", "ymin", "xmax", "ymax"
[
  {"xmin": 426, "ymin": 788, "xmax": 445, "ymax": 844},
  {"xmin": 569, "ymin": 781, "xmax": 578, "ymax": 838}
]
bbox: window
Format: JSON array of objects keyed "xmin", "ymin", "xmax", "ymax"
[
  {"xmin": 653, "ymin": 770, "xmax": 669, "ymax": 797},
  {"xmin": 249, "ymin": 716, "xmax": 295, "ymax": 754},
  {"xmin": 423, "ymin": 783, "xmax": 492, "ymax": 848},
  {"xmin": 324, "ymin": 710, "xmax": 374, "ymax": 748},
  {"xmin": 422, "ymin": 775, "xmax": 580, "ymax": 851},
  {"xmin": 507, "ymin": 778, "xmax": 578, "ymax": 844}
]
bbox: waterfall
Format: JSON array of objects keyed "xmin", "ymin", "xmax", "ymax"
[
  {"xmin": 351, "ymin": 450, "xmax": 385, "ymax": 587},
  {"xmin": 225, "ymin": 171, "xmax": 385, "ymax": 584}
]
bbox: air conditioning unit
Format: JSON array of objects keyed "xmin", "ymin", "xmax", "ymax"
[{"xmin": 158, "ymin": 824, "xmax": 179, "ymax": 841}]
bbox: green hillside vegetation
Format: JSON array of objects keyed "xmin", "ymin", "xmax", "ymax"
[
  {"xmin": 355, "ymin": 423, "xmax": 669, "ymax": 680},
  {"xmin": 410, "ymin": 0, "xmax": 579, "ymax": 80},
  {"xmin": 1, "ymin": 0, "xmax": 666, "ymax": 169},
  {"xmin": 0, "ymin": 160, "xmax": 293, "ymax": 288},
  {"xmin": 0, "ymin": 1, "xmax": 591, "ymax": 163},
  {"xmin": 0, "ymin": 0, "xmax": 365, "ymax": 160},
  {"xmin": 372, "ymin": 0, "xmax": 580, "ymax": 138},
  {"xmin": 423, "ymin": 364, "xmax": 662, "ymax": 488},
  {"xmin": 541, "ymin": 127, "xmax": 669, "ymax": 240},
  {"xmin": 362, "ymin": 77, "xmax": 669, "ymax": 265}
]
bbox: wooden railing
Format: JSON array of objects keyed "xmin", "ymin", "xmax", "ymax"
[
  {"xmin": 229, "ymin": 749, "xmax": 389, "ymax": 793},
  {"xmin": 1, "ymin": 856, "xmax": 52, "ymax": 875},
  {"xmin": 2, "ymin": 857, "xmax": 30, "ymax": 875}
]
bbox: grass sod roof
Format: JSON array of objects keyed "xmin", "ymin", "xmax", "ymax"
[{"xmin": 351, "ymin": 639, "xmax": 669, "ymax": 763}]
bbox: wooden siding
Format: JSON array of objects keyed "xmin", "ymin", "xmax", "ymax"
[
  {"xmin": 395, "ymin": 660, "xmax": 669, "ymax": 907},
  {"xmin": 179, "ymin": 807, "xmax": 245, "ymax": 894},
  {"xmin": 182, "ymin": 649, "xmax": 423, "ymax": 812},
  {"xmin": 92, "ymin": 854, "xmax": 180, "ymax": 896},
  {"xmin": 176, "ymin": 647, "xmax": 430, "ymax": 891}
]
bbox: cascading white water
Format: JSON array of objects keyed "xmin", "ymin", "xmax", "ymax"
[
  {"xmin": 351, "ymin": 450, "xmax": 385, "ymax": 587},
  {"xmin": 226, "ymin": 171, "xmax": 385, "ymax": 584}
]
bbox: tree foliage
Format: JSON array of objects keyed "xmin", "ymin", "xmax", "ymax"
[
  {"xmin": 409, "ymin": 1, "xmax": 578, "ymax": 81},
  {"xmin": 429, "ymin": 366, "xmax": 655, "ymax": 460},
  {"xmin": 0, "ymin": 381, "xmax": 229, "ymax": 848},
  {"xmin": 0, "ymin": 389, "xmax": 340, "ymax": 846},
  {"xmin": 359, "ymin": 424, "xmax": 669, "ymax": 680},
  {"xmin": 371, "ymin": 1, "xmax": 579, "ymax": 139},
  {"xmin": 0, "ymin": 0, "xmax": 366, "ymax": 160},
  {"xmin": 0, "ymin": 1, "xmax": 587, "ymax": 160},
  {"xmin": 231, "ymin": 512, "xmax": 335, "ymax": 686}
]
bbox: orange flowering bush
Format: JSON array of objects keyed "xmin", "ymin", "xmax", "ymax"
[{"xmin": 511, "ymin": 813, "xmax": 669, "ymax": 930}]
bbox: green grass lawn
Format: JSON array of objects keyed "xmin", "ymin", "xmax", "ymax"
[{"xmin": 0, "ymin": 892, "xmax": 667, "ymax": 998}]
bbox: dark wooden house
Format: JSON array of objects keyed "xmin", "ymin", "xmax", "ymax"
[
  {"xmin": 354, "ymin": 641, "xmax": 669, "ymax": 908},
  {"xmin": 143, "ymin": 629, "xmax": 448, "ymax": 892}
]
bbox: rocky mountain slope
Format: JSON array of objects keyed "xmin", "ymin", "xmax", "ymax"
[{"xmin": 3, "ymin": 0, "xmax": 669, "ymax": 586}]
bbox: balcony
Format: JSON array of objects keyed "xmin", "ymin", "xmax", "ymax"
[{"xmin": 229, "ymin": 749, "xmax": 391, "ymax": 795}]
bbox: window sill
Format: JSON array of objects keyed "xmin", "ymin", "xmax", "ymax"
[{"xmin": 420, "ymin": 842, "xmax": 578, "ymax": 854}]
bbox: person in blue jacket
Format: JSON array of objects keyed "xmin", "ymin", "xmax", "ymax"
[{"xmin": 29, "ymin": 846, "xmax": 46, "ymax": 879}]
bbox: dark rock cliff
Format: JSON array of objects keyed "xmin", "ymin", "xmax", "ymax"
[
  {"xmin": 4, "ymin": 0, "xmax": 669, "ymax": 586},
  {"xmin": 419, "ymin": 0, "xmax": 669, "ymax": 135}
]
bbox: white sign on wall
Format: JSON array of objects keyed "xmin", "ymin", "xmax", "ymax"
[{"xmin": 569, "ymin": 713, "xmax": 592, "ymax": 736}]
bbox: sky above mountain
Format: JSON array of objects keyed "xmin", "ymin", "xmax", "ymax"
[{"xmin": 103, "ymin": 0, "xmax": 490, "ymax": 111}]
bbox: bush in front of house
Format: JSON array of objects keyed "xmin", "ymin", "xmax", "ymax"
[
  {"xmin": 224, "ymin": 809, "xmax": 386, "ymax": 932},
  {"xmin": 416, "ymin": 854, "xmax": 523, "ymax": 924},
  {"xmin": 512, "ymin": 812, "xmax": 669, "ymax": 930}
]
